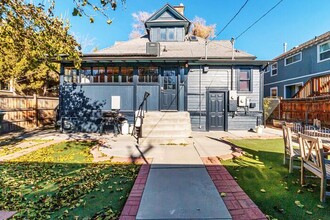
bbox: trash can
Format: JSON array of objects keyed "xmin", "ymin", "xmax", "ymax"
[
  {"xmin": 0, "ymin": 110, "xmax": 5, "ymax": 131},
  {"xmin": 121, "ymin": 120, "xmax": 129, "ymax": 135}
]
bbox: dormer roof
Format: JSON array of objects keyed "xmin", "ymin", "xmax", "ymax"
[{"xmin": 145, "ymin": 4, "xmax": 191, "ymax": 34}]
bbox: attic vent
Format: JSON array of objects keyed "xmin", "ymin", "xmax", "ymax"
[
  {"xmin": 146, "ymin": 42, "xmax": 160, "ymax": 56},
  {"xmin": 189, "ymin": 36, "xmax": 198, "ymax": 41}
]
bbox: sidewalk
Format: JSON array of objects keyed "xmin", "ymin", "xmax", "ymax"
[{"xmin": 119, "ymin": 130, "xmax": 272, "ymax": 220}]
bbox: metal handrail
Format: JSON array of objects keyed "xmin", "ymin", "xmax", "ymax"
[{"xmin": 132, "ymin": 92, "xmax": 150, "ymax": 143}]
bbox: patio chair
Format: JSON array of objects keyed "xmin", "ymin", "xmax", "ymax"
[
  {"xmin": 299, "ymin": 133, "xmax": 330, "ymax": 202},
  {"xmin": 282, "ymin": 125, "xmax": 300, "ymax": 173}
]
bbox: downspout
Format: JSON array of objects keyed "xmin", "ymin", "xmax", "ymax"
[
  {"xmin": 230, "ymin": 38, "xmax": 235, "ymax": 90},
  {"xmin": 199, "ymin": 65, "xmax": 202, "ymax": 129}
]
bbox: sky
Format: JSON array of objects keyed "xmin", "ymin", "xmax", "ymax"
[{"xmin": 53, "ymin": 0, "xmax": 330, "ymax": 60}]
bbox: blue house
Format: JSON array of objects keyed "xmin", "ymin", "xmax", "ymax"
[
  {"xmin": 59, "ymin": 4, "xmax": 267, "ymax": 134},
  {"xmin": 264, "ymin": 31, "xmax": 330, "ymax": 98}
]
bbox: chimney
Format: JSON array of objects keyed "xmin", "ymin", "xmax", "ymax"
[
  {"xmin": 283, "ymin": 42, "xmax": 287, "ymax": 53},
  {"xmin": 174, "ymin": 3, "xmax": 185, "ymax": 15}
]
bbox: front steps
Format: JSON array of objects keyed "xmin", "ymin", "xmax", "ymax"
[{"xmin": 139, "ymin": 111, "xmax": 192, "ymax": 145}]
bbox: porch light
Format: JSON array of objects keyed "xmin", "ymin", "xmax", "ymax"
[{"xmin": 203, "ymin": 65, "xmax": 209, "ymax": 73}]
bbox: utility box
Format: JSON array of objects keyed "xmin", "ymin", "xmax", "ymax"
[
  {"xmin": 228, "ymin": 90, "xmax": 238, "ymax": 112},
  {"xmin": 111, "ymin": 96, "xmax": 120, "ymax": 110},
  {"xmin": 238, "ymin": 96, "xmax": 246, "ymax": 107}
]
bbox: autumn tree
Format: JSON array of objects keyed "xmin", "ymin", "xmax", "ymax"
[
  {"xmin": 129, "ymin": 11, "xmax": 153, "ymax": 39},
  {"xmin": 0, "ymin": 0, "xmax": 81, "ymax": 95},
  {"xmin": 191, "ymin": 16, "xmax": 216, "ymax": 39}
]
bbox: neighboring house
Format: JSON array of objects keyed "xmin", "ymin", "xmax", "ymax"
[
  {"xmin": 59, "ymin": 4, "xmax": 267, "ymax": 132},
  {"xmin": 0, "ymin": 80, "xmax": 14, "ymax": 96},
  {"xmin": 264, "ymin": 31, "xmax": 330, "ymax": 98}
]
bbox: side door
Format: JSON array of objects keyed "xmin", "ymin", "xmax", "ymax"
[{"xmin": 208, "ymin": 92, "xmax": 225, "ymax": 130}]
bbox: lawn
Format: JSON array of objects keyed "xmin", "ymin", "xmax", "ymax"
[
  {"xmin": 0, "ymin": 138, "xmax": 47, "ymax": 157},
  {"xmin": 222, "ymin": 138, "xmax": 330, "ymax": 220},
  {"xmin": 0, "ymin": 141, "xmax": 140, "ymax": 219}
]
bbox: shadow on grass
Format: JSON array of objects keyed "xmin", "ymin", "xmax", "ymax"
[
  {"xmin": 0, "ymin": 161, "xmax": 140, "ymax": 219},
  {"xmin": 222, "ymin": 139, "xmax": 330, "ymax": 220}
]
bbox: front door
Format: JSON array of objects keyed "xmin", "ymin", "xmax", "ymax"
[
  {"xmin": 208, "ymin": 92, "xmax": 225, "ymax": 130},
  {"xmin": 161, "ymin": 69, "xmax": 177, "ymax": 110}
]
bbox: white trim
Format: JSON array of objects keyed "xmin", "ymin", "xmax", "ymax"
[
  {"xmin": 284, "ymin": 82, "xmax": 303, "ymax": 98},
  {"xmin": 270, "ymin": 86, "xmax": 278, "ymax": 97},
  {"xmin": 317, "ymin": 40, "xmax": 330, "ymax": 63},
  {"xmin": 264, "ymin": 70, "xmax": 330, "ymax": 86},
  {"xmin": 271, "ymin": 62, "xmax": 277, "ymax": 76},
  {"xmin": 284, "ymin": 52, "xmax": 302, "ymax": 66}
]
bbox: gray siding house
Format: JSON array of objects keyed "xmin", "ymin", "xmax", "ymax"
[
  {"xmin": 264, "ymin": 31, "xmax": 330, "ymax": 98},
  {"xmin": 60, "ymin": 4, "xmax": 266, "ymax": 132}
]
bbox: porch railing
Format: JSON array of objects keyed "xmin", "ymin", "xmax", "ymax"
[
  {"xmin": 131, "ymin": 92, "xmax": 150, "ymax": 143},
  {"xmin": 294, "ymin": 74, "xmax": 330, "ymax": 98}
]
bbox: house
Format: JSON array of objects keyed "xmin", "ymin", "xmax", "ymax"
[
  {"xmin": 264, "ymin": 31, "xmax": 330, "ymax": 98},
  {"xmin": 59, "ymin": 4, "xmax": 267, "ymax": 133}
]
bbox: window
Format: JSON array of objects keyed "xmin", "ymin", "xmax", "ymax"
[
  {"xmin": 270, "ymin": 87, "xmax": 278, "ymax": 97},
  {"xmin": 271, "ymin": 63, "xmax": 277, "ymax": 76},
  {"xmin": 121, "ymin": 67, "xmax": 133, "ymax": 83},
  {"xmin": 64, "ymin": 67, "xmax": 78, "ymax": 83},
  {"xmin": 138, "ymin": 67, "xmax": 159, "ymax": 83},
  {"xmin": 238, "ymin": 69, "xmax": 252, "ymax": 91},
  {"xmin": 92, "ymin": 67, "xmax": 105, "ymax": 83},
  {"xmin": 0, "ymin": 81, "xmax": 9, "ymax": 90},
  {"xmin": 80, "ymin": 67, "xmax": 92, "ymax": 83},
  {"xmin": 318, "ymin": 40, "xmax": 330, "ymax": 62},
  {"xmin": 158, "ymin": 28, "xmax": 176, "ymax": 41},
  {"xmin": 285, "ymin": 52, "xmax": 302, "ymax": 66},
  {"xmin": 106, "ymin": 67, "xmax": 119, "ymax": 83}
]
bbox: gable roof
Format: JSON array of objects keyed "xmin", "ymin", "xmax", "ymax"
[
  {"xmin": 86, "ymin": 35, "xmax": 256, "ymax": 60},
  {"xmin": 145, "ymin": 4, "xmax": 191, "ymax": 33},
  {"xmin": 274, "ymin": 31, "xmax": 330, "ymax": 61}
]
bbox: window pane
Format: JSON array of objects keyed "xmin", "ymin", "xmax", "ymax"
[
  {"xmin": 160, "ymin": 29, "xmax": 166, "ymax": 41},
  {"xmin": 271, "ymin": 88, "xmax": 277, "ymax": 97},
  {"xmin": 64, "ymin": 67, "xmax": 78, "ymax": 83},
  {"xmin": 107, "ymin": 67, "xmax": 119, "ymax": 82},
  {"xmin": 320, "ymin": 42, "xmax": 330, "ymax": 52},
  {"xmin": 168, "ymin": 28, "xmax": 175, "ymax": 40},
  {"xmin": 320, "ymin": 50, "xmax": 330, "ymax": 61},
  {"xmin": 0, "ymin": 81, "xmax": 9, "ymax": 90},
  {"xmin": 80, "ymin": 67, "xmax": 92, "ymax": 83},
  {"xmin": 138, "ymin": 67, "xmax": 159, "ymax": 83},
  {"xmin": 239, "ymin": 81, "xmax": 250, "ymax": 91},
  {"xmin": 121, "ymin": 67, "xmax": 133, "ymax": 83},
  {"xmin": 239, "ymin": 71, "xmax": 250, "ymax": 80},
  {"xmin": 99, "ymin": 67, "xmax": 105, "ymax": 82}
]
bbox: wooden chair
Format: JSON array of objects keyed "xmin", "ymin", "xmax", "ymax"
[
  {"xmin": 282, "ymin": 125, "xmax": 300, "ymax": 173},
  {"xmin": 299, "ymin": 133, "xmax": 330, "ymax": 202}
]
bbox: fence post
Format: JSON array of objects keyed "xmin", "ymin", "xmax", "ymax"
[{"xmin": 34, "ymin": 94, "xmax": 38, "ymax": 127}]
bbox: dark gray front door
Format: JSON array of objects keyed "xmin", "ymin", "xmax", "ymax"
[
  {"xmin": 161, "ymin": 69, "xmax": 177, "ymax": 110},
  {"xmin": 208, "ymin": 92, "xmax": 225, "ymax": 130}
]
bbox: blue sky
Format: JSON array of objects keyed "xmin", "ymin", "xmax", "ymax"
[{"xmin": 54, "ymin": 0, "xmax": 330, "ymax": 60}]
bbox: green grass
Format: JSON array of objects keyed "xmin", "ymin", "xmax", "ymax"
[
  {"xmin": 222, "ymin": 138, "xmax": 330, "ymax": 220},
  {"xmin": 0, "ymin": 141, "xmax": 140, "ymax": 219}
]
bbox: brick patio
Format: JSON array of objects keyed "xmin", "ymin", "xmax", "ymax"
[{"xmin": 202, "ymin": 157, "xmax": 267, "ymax": 220}]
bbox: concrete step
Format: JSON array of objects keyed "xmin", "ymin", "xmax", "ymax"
[
  {"xmin": 144, "ymin": 111, "xmax": 190, "ymax": 119},
  {"xmin": 142, "ymin": 123, "xmax": 191, "ymax": 132},
  {"xmin": 142, "ymin": 117, "xmax": 190, "ymax": 125},
  {"xmin": 139, "ymin": 137, "xmax": 192, "ymax": 146},
  {"xmin": 142, "ymin": 130, "xmax": 191, "ymax": 138}
]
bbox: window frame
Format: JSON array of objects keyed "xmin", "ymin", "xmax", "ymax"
[
  {"xmin": 270, "ymin": 87, "xmax": 278, "ymax": 97},
  {"xmin": 317, "ymin": 40, "xmax": 330, "ymax": 63},
  {"xmin": 271, "ymin": 63, "xmax": 278, "ymax": 76},
  {"xmin": 237, "ymin": 68, "xmax": 253, "ymax": 92},
  {"xmin": 284, "ymin": 52, "xmax": 302, "ymax": 66},
  {"xmin": 138, "ymin": 67, "xmax": 159, "ymax": 83}
]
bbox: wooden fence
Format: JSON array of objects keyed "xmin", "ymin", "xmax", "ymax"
[
  {"xmin": 0, "ymin": 94, "xmax": 58, "ymax": 133},
  {"xmin": 266, "ymin": 95, "xmax": 330, "ymax": 127}
]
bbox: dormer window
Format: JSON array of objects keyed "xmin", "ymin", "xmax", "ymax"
[{"xmin": 160, "ymin": 28, "xmax": 175, "ymax": 41}]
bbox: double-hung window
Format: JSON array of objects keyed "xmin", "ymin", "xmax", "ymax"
[
  {"xmin": 271, "ymin": 63, "xmax": 277, "ymax": 76},
  {"xmin": 270, "ymin": 87, "xmax": 278, "ymax": 97},
  {"xmin": 238, "ymin": 69, "xmax": 252, "ymax": 92},
  {"xmin": 318, "ymin": 40, "xmax": 330, "ymax": 62}
]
